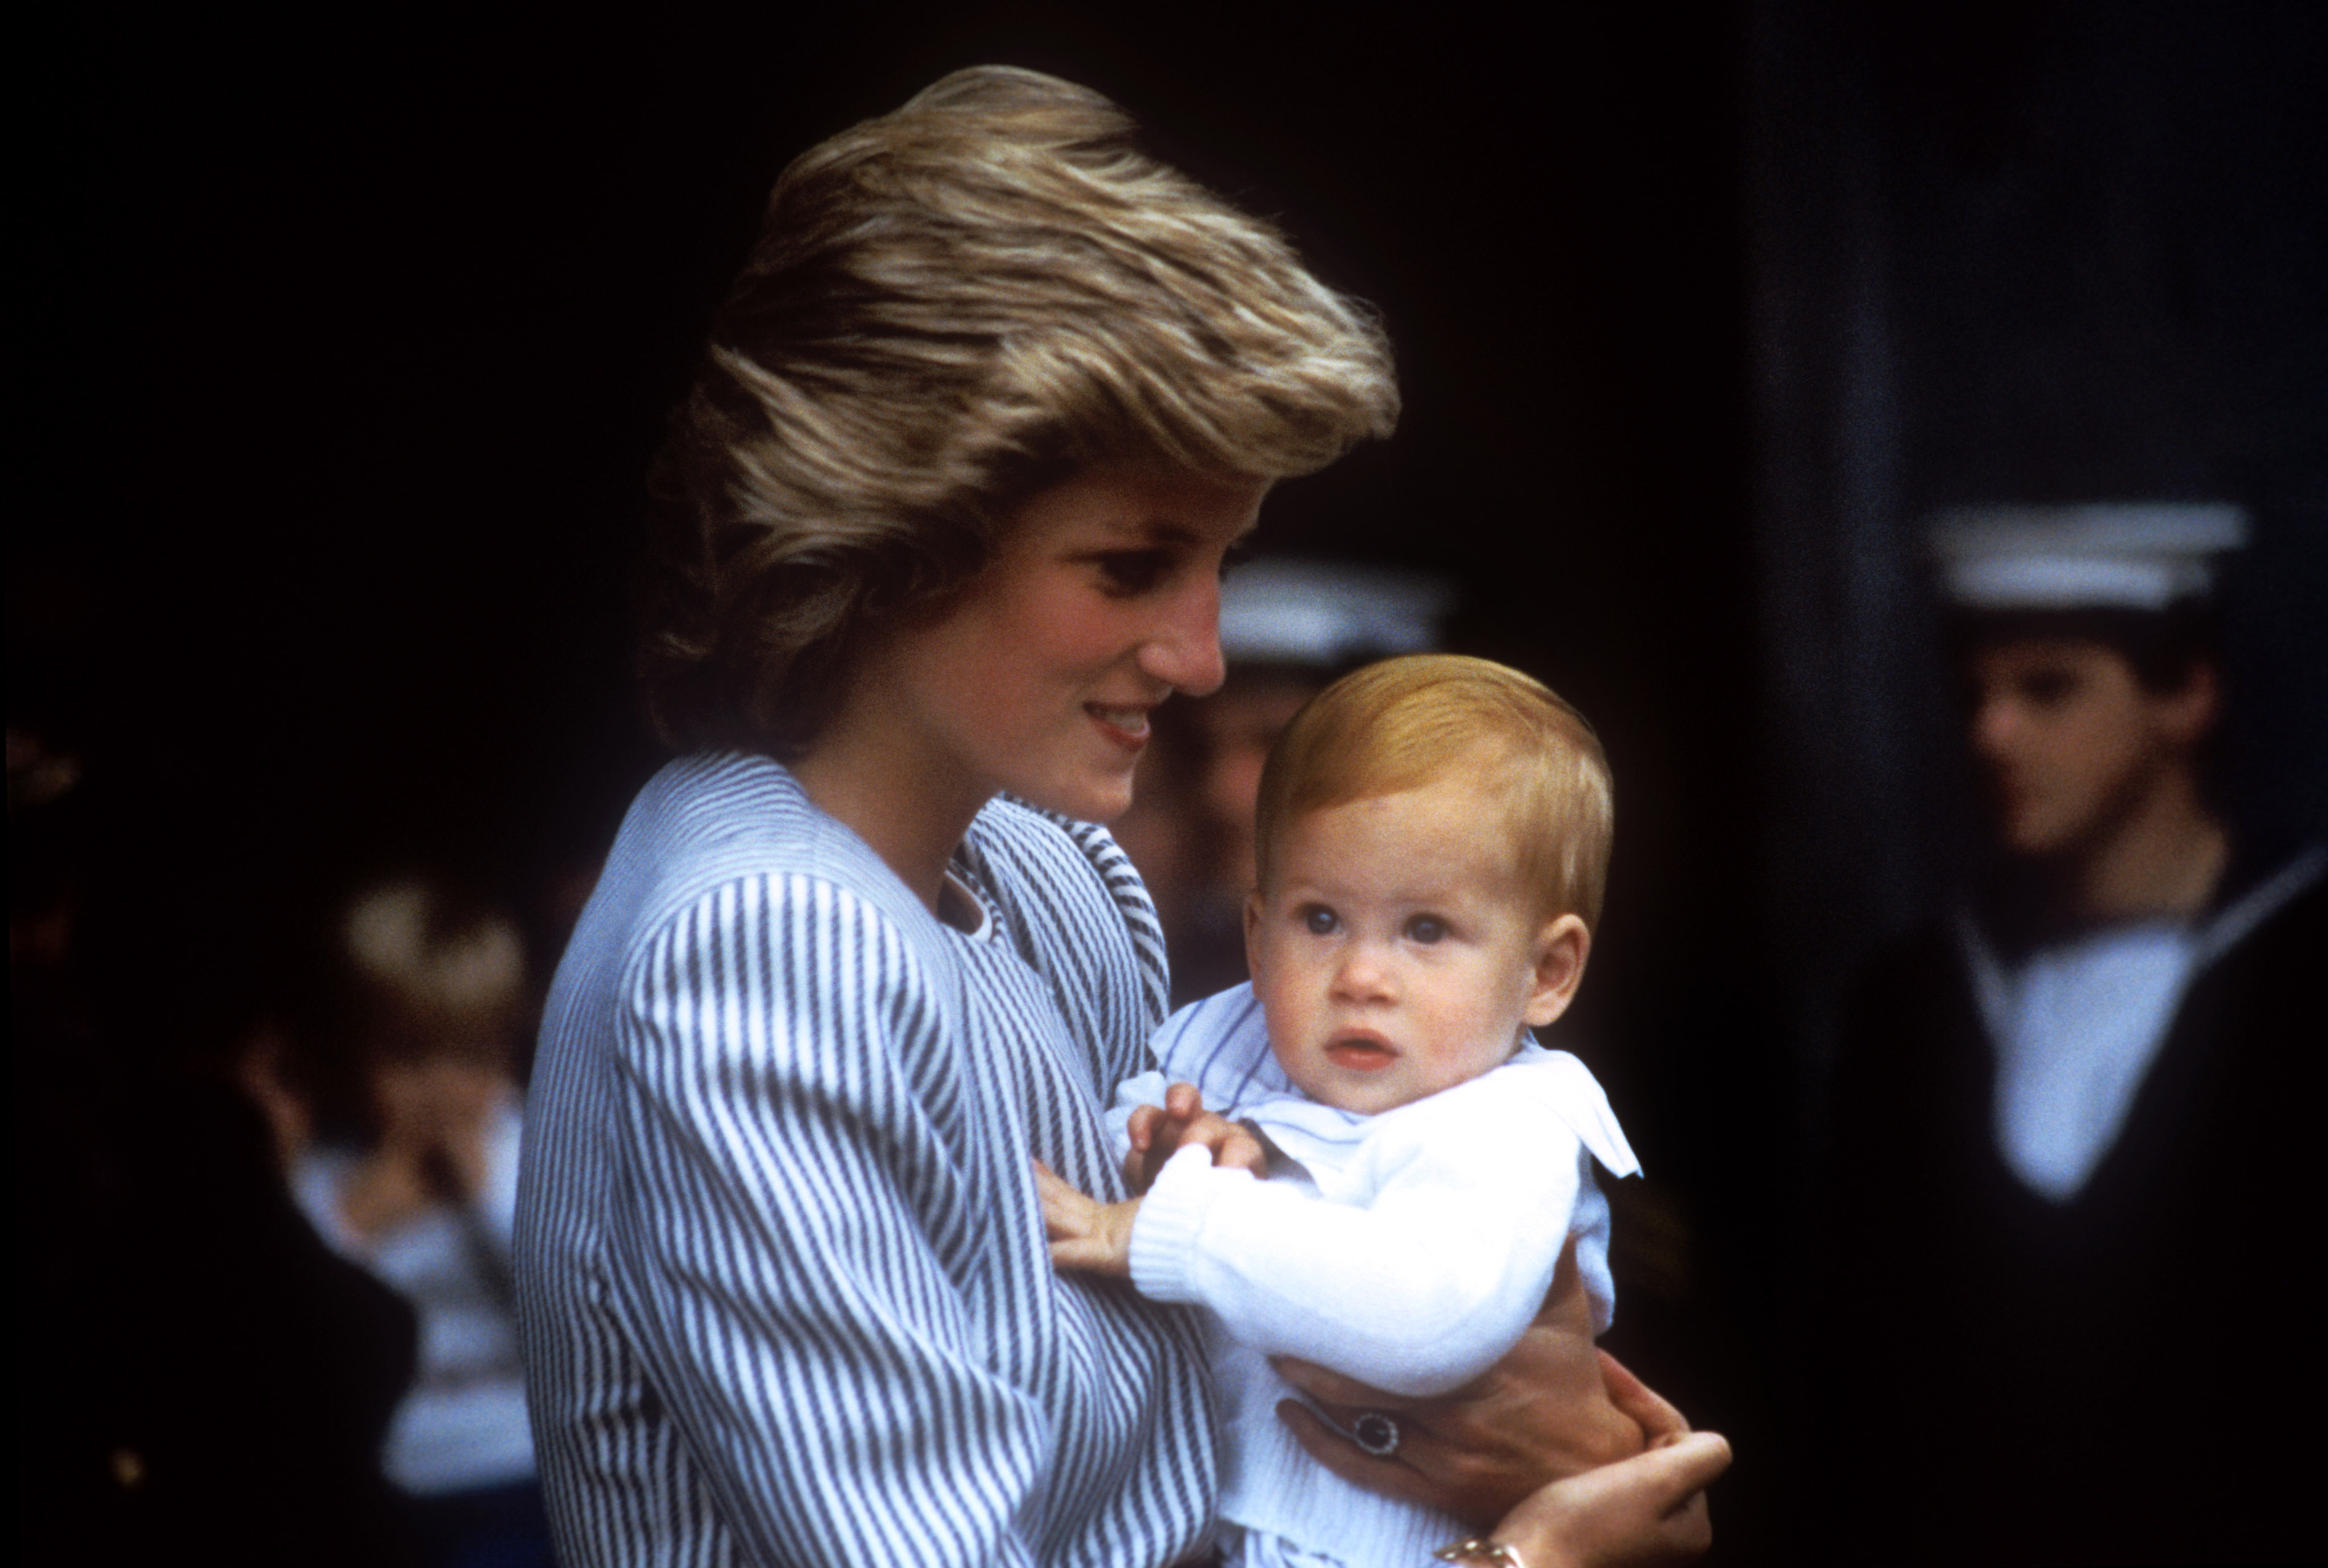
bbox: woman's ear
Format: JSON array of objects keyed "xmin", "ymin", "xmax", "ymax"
[{"xmin": 1523, "ymin": 914, "xmax": 1592, "ymax": 1029}]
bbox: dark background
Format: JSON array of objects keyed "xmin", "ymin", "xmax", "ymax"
[{"xmin": 17, "ymin": 3, "xmax": 2326, "ymax": 1557}]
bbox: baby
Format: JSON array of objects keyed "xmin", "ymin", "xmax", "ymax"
[{"xmin": 1040, "ymin": 654, "xmax": 1646, "ymax": 1567}]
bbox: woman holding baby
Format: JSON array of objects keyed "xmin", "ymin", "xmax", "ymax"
[{"xmin": 514, "ymin": 66, "xmax": 1727, "ymax": 1567}]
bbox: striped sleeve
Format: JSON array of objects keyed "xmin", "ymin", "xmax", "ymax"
[{"xmin": 602, "ymin": 871, "xmax": 1046, "ymax": 1567}]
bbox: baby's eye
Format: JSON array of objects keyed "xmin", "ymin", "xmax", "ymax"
[
  {"xmin": 1405, "ymin": 915, "xmax": 1450, "ymax": 944},
  {"xmin": 1299, "ymin": 905, "xmax": 1339, "ymax": 936}
]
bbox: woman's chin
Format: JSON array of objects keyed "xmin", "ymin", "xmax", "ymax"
[{"xmin": 1014, "ymin": 771, "xmax": 1137, "ymax": 826}]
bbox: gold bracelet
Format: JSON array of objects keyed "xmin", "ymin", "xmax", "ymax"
[{"xmin": 1432, "ymin": 1539, "xmax": 1526, "ymax": 1567}]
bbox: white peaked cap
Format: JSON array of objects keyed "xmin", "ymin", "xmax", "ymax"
[
  {"xmin": 1217, "ymin": 558, "xmax": 1454, "ymax": 667},
  {"xmin": 1931, "ymin": 502, "xmax": 2248, "ymax": 612}
]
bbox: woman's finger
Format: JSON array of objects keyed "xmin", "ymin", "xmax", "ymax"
[
  {"xmin": 1268, "ymin": 1355, "xmax": 1416, "ymax": 1421},
  {"xmin": 1596, "ymin": 1350, "xmax": 1688, "ymax": 1443},
  {"xmin": 1655, "ymin": 1491, "xmax": 1715, "ymax": 1563},
  {"xmin": 1649, "ymin": 1432, "xmax": 1731, "ymax": 1503},
  {"xmin": 1487, "ymin": 1432, "xmax": 1731, "ymax": 1568},
  {"xmin": 1594, "ymin": 1431, "xmax": 1730, "ymax": 1518},
  {"xmin": 1275, "ymin": 1400, "xmax": 1438, "ymax": 1509}
]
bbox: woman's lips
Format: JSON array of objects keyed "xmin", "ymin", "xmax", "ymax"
[
  {"xmin": 1086, "ymin": 703, "xmax": 1153, "ymax": 751},
  {"xmin": 1323, "ymin": 1034, "xmax": 1397, "ymax": 1072}
]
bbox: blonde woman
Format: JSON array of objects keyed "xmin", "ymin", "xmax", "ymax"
[{"xmin": 515, "ymin": 68, "xmax": 1724, "ymax": 1567}]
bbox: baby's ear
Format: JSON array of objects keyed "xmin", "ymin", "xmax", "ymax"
[
  {"xmin": 1524, "ymin": 914, "xmax": 1591, "ymax": 1029},
  {"xmin": 1242, "ymin": 891, "xmax": 1266, "ymax": 979}
]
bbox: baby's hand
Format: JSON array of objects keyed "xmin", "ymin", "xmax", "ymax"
[
  {"xmin": 1033, "ymin": 1160, "xmax": 1138, "ymax": 1277},
  {"xmin": 1124, "ymin": 1082, "xmax": 1267, "ymax": 1192}
]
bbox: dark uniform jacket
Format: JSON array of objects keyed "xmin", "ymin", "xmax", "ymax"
[{"xmin": 1818, "ymin": 849, "xmax": 2324, "ymax": 1565}]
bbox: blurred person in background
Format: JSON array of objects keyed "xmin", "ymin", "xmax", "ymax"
[
  {"xmin": 1109, "ymin": 558, "xmax": 1450, "ymax": 1005},
  {"xmin": 294, "ymin": 878, "xmax": 553, "ymax": 1568},
  {"xmin": 12, "ymin": 715, "xmax": 417, "ymax": 1567},
  {"xmin": 1821, "ymin": 505, "xmax": 2321, "ymax": 1564}
]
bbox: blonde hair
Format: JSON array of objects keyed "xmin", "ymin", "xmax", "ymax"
[
  {"xmin": 641, "ymin": 65, "xmax": 1400, "ymax": 756},
  {"xmin": 1253, "ymin": 655, "xmax": 1615, "ymax": 927}
]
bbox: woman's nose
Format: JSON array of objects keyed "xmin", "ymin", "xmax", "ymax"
[{"xmin": 1137, "ymin": 576, "xmax": 1226, "ymax": 696}]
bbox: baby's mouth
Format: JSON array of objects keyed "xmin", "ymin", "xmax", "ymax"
[{"xmin": 1323, "ymin": 1033, "xmax": 1397, "ymax": 1072}]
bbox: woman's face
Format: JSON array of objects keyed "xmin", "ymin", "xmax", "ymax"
[{"xmin": 862, "ymin": 465, "xmax": 1267, "ymax": 825}]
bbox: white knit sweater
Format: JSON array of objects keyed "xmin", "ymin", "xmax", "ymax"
[{"xmin": 1116, "ymin": 984, "xmax": 1641, "ymax": 1567}]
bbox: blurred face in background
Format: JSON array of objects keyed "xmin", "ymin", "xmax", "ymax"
[
  {"xmin": 1195, "ymin": 672, "xmax": 1323, "ymax": 894},
  {"xmin": 1966, "ymin": 637, "xmax": 2213, "ymax": 858}
]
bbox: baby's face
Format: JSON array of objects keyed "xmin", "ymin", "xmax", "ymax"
[{"xmin": 1246, "ymin": 772, "xmax": 1573, "ymax": 1116}]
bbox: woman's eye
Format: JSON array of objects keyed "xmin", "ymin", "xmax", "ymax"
[
  {"xmin": 1406, "ymin": 915, "xmax": 1449, "ymax": 944},
  {"xmin": 1094, "ymin": 550, "xmax": 1172, "ymax": 595},
  {"xmin": 1217, "ymin": 539, "xmax": 1255, "ymax": 581},
  {"xmin": 1300, "ymin": 905, "xmax": 1338, "ymax": 936}
]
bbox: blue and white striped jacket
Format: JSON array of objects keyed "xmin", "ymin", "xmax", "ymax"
[{"xmin": 515, "ymin": 752, "xmax": 1217, "ymax": 1567}]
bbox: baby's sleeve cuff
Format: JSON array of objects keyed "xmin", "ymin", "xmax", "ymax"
[{"xmin": 1128, "ymin": 1143, "xmax": 1227, "ymax": 1303}]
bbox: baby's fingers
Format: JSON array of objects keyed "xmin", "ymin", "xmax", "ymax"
[
  {"xmin": 1184, "ymin": 1111, "xmax": 1267, "ymax": 1175},
  {"xmin": 1126, "ymin": 1103, "xmax": 1162, "ymax": 1154},
  {"xmin": 1163, "ymin": 1080, "xmax": 1206, "ymax": 1123}
]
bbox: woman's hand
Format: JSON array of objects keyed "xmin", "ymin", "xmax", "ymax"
[
  {"xmin": 1466, "ymin": 1356, "xmax": 1729, "ymax": 1568},
  {"xmin": 1271, "ymin": 1266, "xmax": 1650, "ymax": 1523},
  {"xmin": 1124, "ymin": 1081, "xmax": 1267, "ymax": 1191}
]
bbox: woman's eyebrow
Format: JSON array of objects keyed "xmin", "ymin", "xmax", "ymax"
[
  {"xmin": 1122, "ymin": 519, "xmax": 1201, "ymax": 547},
  {"xmin": 1115, "ymin": 514, "xmax": 1259, "ymax": 548}
]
